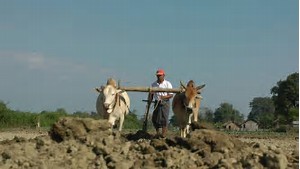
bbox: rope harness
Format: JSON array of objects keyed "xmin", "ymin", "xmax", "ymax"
[{"xmin": 104, "ymin": 91, "xmax": 131, "ymax": 114}]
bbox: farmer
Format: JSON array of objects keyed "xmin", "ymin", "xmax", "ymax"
[{"xmin": 148, "ymin": 69, "xmax": 173, "ymax": 138}]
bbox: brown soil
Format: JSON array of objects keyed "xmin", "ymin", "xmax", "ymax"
[{"xmin": 0, "ymin": 117, "xmax": 298, "ymax": 169}]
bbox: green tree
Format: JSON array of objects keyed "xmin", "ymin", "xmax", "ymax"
[
  {"xmin": 72, "ymin": 111, "xmax": 91, "ymax": 118},
  {"xmin": 271, "ymin": 72, "xmax": 299, "ymax": 125},
  {"xmin": 90, "ymin": 111, "xmax": 101, "ymax": 119},
  {"xmin": 123, "ymin": 109, "xmax": 142, "ymax": 129},
  {"xmin": 0, "ymin": 101, "xmax": 13, "ymax": 127},
  {"xmin": 0, "ymin": 102, "xmax": 37, "ymax": 128},
  {"xmin": 248, "ymin": 97, "xmax": 275, "ymax": 129},
  {"xmin": 200, "ymin": 107, "xmax": 214, "ymax": 122},
  {"xmin": 40, "ymin": 109, "xmax": 68, "ymax": 127},
  {"xmin": 0, "ymin": 101, "xmax": 9, "ymax": 112},
  {"xmin": 289, "ymin": 107, "xmax": 299, "ymax": 121},
  {"xmin": 0, "ymin": 102, "xmax": 70, "ymax": 128},
  {"xmin": 213, "ymin": 103, "xmax": 244, "ymax": 123},
  {"xmin": 56, "ymin": 108, "xmax": 68, "ymax": 114}
]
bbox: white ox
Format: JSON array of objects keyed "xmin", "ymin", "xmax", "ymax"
[
  {"xmin": 96, "ymin": 78, "xmax": 130, "ymax": 131},
  {"xmin": 172, "ymin": 80, "xmax": 203, "ymax": 137}
]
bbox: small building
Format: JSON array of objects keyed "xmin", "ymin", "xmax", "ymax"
[
  {"xmin": 240, "ymin": 120, "xmax": 258, "ymax": 131},
  {"xmin": 223, "ymin": 121, "xmax": 240, "ymax": 131},
  {"xmin": 292, "ymin": 121, "xmax": 299, "ymax": 128}
]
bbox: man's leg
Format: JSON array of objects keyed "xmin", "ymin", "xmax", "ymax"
[
  {"xmin": 161, "ymin": 101, "xmax": 170, "ymax": 138},
  {"xmin": 156, "ymin": 128, "xmax": 161, "ymax": 135},
  {"xmin": 152, "ymin": 105, "xmax": 161, "ymax": 136},
  {"xmin": 162, "ymin": 126, "xmax": 167, "ymax": 138}
]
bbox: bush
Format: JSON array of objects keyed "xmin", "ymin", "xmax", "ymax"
[
  {"xmin": 40, "ymin": 111, "xmax": 68, "ymax": 127},
  {"xmin": 123, "ymin": 112, "xmax": 142, "ymax": 129},
  {"xmin": 273, "ymin": 125, "xmax": 287, "ymax": 133}
]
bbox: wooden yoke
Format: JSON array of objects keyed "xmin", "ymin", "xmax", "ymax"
[{"xmin": 118, "ymin": 87, "xmax": 185, "ymax": 93}]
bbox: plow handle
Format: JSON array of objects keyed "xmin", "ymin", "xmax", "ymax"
[{"xmin": 142, "ymin": 100, "xmax": 152, "ymax": 132}]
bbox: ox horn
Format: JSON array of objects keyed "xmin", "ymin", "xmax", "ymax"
[
  {"xmin": 180, "ymin": 81, "xmax": 186, "ymax": 90},
  {"xmin": 196, "ymin": 84, "xmax": 206, "ymax": 90}
]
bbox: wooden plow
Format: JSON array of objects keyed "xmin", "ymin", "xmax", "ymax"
[
  {"xmin": 118, "ymin": 80, "xmax": 205, "ymax": 94},
  {"xmin": 118, "ymin": 86, "xmax": 186, "ymax": 132}
]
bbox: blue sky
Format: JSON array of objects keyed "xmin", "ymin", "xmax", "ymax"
[{"xmin": 0, "ymin": 1, "xmax": 298, "ymax": 118}]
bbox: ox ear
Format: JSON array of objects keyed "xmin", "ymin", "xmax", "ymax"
[
  {"xmin": 95, "ymin": 85, "xmax": 105, "ymax": 93},
  {"xmin": 180, "ymin": 81, "xmax": 186, "ymax": 90},
  {"xmin": 196, "ymin": 95, "xmax": 203, "ymax": 99},
  {"xmin": 196, "ymin": 84, "xmax": 206, "ymax": 90}
]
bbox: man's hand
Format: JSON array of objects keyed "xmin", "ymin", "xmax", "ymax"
[{"xmin": 160, "ymin": 94, "xmax": 173, "ymax": 100}]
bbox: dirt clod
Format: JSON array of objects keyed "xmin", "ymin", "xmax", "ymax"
[{"xmin": 0, "ymin": 117, "xmax": 298, "ymax": 169}]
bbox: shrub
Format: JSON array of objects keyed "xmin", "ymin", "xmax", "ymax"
[{"xmin": 274, "ymin": 125, "xmax": 287, "ymax": 133}]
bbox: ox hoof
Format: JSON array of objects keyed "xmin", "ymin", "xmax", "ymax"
[
  {"xmin": 113, "ymin": 124, "xmax": 118, "ymax": 129},
  {"xmin": 154, "ymin": 134, "xmax": 166, "ymax": 139}
]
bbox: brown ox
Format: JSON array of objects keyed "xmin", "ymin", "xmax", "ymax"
[{"xmin": 172, "ymin": 80, "xmax": 204, "ymax": 137}]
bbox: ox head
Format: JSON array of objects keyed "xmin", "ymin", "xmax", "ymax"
[
  {"xmin": 102, "ymin": 84, "xmax": 120, "ymax": 114},
  {"xmin": 96, "ymin": 78, "xmax": 119, "ymax": 114},
  {"xmin": 180, "ymin": 80, "xmax": 204, "ymax": 113}
]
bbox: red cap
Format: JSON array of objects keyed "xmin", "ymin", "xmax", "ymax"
[{"xmin": 156, "ymin": 69, "xmax": 165, "ymax": 75}]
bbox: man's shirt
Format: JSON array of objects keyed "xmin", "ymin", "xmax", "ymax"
[{"xmin": 151, "ymin": 80, "xmax": 173, "ymax": 101}]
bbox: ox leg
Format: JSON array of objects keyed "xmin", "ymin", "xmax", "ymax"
[
  {"xmin": 194, "ymin": 98, "xmax": 201, "ymax": 122},
  {"xmin": 180, "ymin": 127, "xmax": 187, "ymax": 138},
  {"xmin": 193, "ymin": 113, "xmax": 198, "ymax": 122},
  {"xmin": 185, "ymin": 113, "xmax": 193, "ymax": 136},
  {"xmin": 184, "ymin": 127, "xmax": 189, "ymax": 138},
  {"xmin": 186, "ymin": 125, "xmax": 190, "ymax": 135},
  {"xmin": 180, "ymin": 128, "xmax": 184, "ymax": 138},
  {"xmin": 118, "ymin": 114, "xmax": 125, "ymax": 131},
  {"xmin": 108, "ymin": 115, "xmax": 116, "ymax": 129}
]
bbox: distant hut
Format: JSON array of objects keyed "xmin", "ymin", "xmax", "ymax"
[
  {"xmin": 241, "ymin": 120, "xmax": 258, "ymax": 131},
  {"xmin": 292, "ymin": 121, "xmax": 299, "ymax": 128},
  {"xmin": 223, "ymin": 121, "xmax": 240, "ymax": 131}
]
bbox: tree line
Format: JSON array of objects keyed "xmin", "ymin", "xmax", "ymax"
[
  {"xmin": 199, "ymin": 72, "xmax": 298, "ymax": 129},
  {"xmin": 0, "ymin": 102, "xmax": 142, "ymax": 129},
  {"xmin": 0, "ymin": 72, "xmax": 298, "ymax": 130}
]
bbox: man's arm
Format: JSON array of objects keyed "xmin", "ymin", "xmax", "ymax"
[
  {"xmin": 160, "ymin": 81, "xmax": 173, "ymax": 100},
  {"xmin": 160, "ymin": 94, "xmax": 173, "ymax": 100}
]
